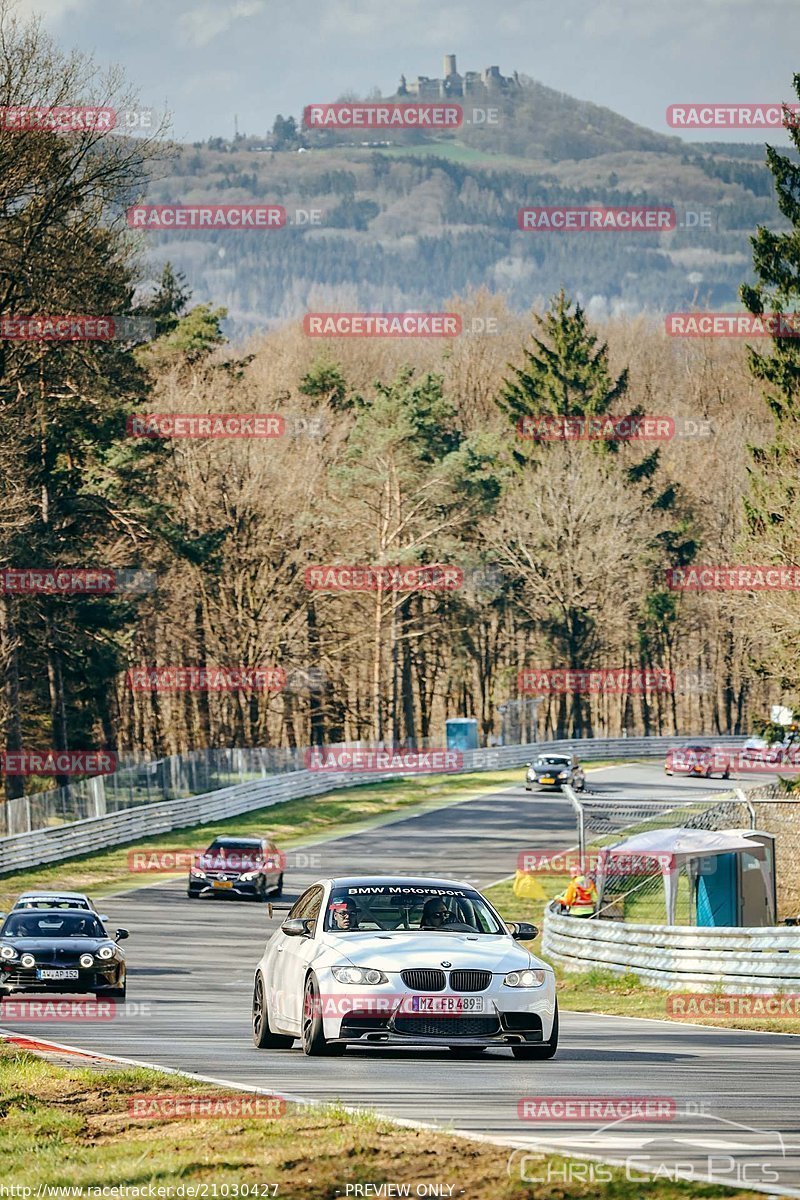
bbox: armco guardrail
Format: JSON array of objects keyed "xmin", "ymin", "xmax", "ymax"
[
  {"xmin": 0, "ymin": 734, "xmax": 747, "ymax": 875},
  {"xmin": 542, "ymin": 903, "xmax": 800, "ymax": 993}
]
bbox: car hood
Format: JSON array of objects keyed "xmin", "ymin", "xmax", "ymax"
[{"xmin": 321, "ymin": 931, "xmax": 547, "ymax": 974}]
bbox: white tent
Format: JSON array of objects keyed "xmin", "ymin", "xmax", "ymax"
[{"xmin": 595, "ymin": 827, "xmax": 769, "ymax": 925}]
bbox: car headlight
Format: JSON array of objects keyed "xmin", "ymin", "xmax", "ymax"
[
  {"xmin": 0, "ymin": 946, "xmax": 17, "ymax": 960},
  {"xmin": 20, "ymin": 953, "xmax": 36, "ymax": 968},
  {"xmin": 190, "ymin": 868, "xmax": 206, "ymax": 878},
  {"xmin": 97, "ymin": 945, "xmax": 115, "ymax": 960},
  {"xmin": 79, "ymin": 954, "xmax": 94, "ymax": 968},
  {"xmin": 331, "ymin": 966, "xmax": 388, "ymax": 985},
  {"xmin": 504, "ymin": 969, "xmax": 547, "ymax": 988},
  {"xmin": 238, "ymin": 871, "xmax": 259, "ymax": 881},
  {"xmin": 558, "ymin": 771, "xmax": 570, "ymax": 779}
]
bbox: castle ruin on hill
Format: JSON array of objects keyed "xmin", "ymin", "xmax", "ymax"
[{"xmin": 396, "ymin": 54, "xmax": 520, "ymax": 101}]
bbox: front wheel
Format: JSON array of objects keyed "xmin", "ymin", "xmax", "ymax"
[
  {"xmin": 301, "ymin": 975, "xmax": 345, "ymax": 1056},
  {"xmin": 512, "ymin": 1004, "xmax": 559, "ymax": 1060},
  {"xmin": 102, "ymin": 987, "xmax": 126, "ymax": 1001},
  {"xmin": 252, "ymin": 974, "xmax": 294, "ymax": 1049},
  {"xmin": 272, "ymin": 873, "xmax": 284, "ymax": 897}
]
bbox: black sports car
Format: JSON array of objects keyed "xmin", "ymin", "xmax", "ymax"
[
  {"xmin": 0, "ymin": 908, "xmax": 128, "ymax": 999},
  {"xmin": 187, "ymin": 836, "xmax": 284, "ymax": 901},
  {"xmin": 525, "ymin": 754, "xmax": 586, "ymax": 792}
]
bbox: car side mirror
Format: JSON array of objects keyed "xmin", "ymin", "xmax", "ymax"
[
  {"xmin": 508, "ymin": 921, "xmax": 538, "ymax": 941},
  {"xmin": 115, "ymin": 928, "xmax": 130, "ymax": 941},
  {"xmin": 281, "ymin": 917, "xmax": 312, "ymax": 938},
  {"xmin": 525, "ymin": 762, "xmax": 532, "ymax": 767}
]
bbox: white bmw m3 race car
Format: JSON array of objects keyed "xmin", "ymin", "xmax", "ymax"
[{"xmin": 251, "ymin": 875, "xmax": 558, "ymax": 1058}]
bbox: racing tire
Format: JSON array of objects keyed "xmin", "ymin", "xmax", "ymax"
[
  {"xmin": 252, "ymin": 974, "xmax": 294, "ymax": 1049},
  {"xmin": 272, "ymin": 873, "xmax": 284, "ymax": 898},
  {"xmin": 511, "ymin": 1003, "xmax": 558, "ymax": 1060},
  {"xmin": 722, "ymin": 768, "xmax": 730, "ymax": 779},
  {"xmin": 187, "ymin": 889, "xmax": 200, "ymax": 899},
  {"xmin": 103, "ymin": 987, "xmax": 126, "ymax": 1001},
  {"xmin": 301, "ymin": 974, "xmax": 346, "ymax": 1056}
]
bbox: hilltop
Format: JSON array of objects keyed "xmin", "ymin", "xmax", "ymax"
[{"xmin": 134, "ymin": 67, "xmax": 783, "ymax": 338}]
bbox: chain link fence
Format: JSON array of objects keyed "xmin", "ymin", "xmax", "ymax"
[{"xmin": 563, "ymin": 787, "xmax": 756, "ymax": 924}]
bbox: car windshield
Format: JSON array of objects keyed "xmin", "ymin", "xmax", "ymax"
[
  {"xmin": 201, "ymin": 840, "xmax": 263, "ymax": 870},
  {"xmin": 323, "ymin": 884, "xmax": 505, "ymax": 934},
  {"xmin": 2, "ymin": 912, "xmax": 106, "ymax": 939},
  {"xmin": 16, "ymin": 897, "xmax": 90, "ymax": 909},
  {"xmin": 535, "ymin": 757, "xmax": 570, "ymax": 767}
]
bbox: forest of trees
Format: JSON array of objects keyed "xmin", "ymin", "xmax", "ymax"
[
  {"xmin": 2, "ymin": 6, "xmax": 800, "ymax": 798},
  {"xmin": 150, "ymin": 142, "xmax": 779, "ymax": 339}
]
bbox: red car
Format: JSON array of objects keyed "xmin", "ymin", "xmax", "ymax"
[{"xmin": 664, "ymin": 744, "xmax": 730, "ymax": 779}]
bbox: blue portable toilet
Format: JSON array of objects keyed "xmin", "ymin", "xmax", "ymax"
[
  {"xmin": 446, "ymin": 718, "xmax": 479, "ymax": 751},
  {"xmin": 695, "ymin": 854, "xmax": 737, "ymax": 926},
  {"xmin": 692, "ymin": 831, "xmax": 776, "ymax": 927}
]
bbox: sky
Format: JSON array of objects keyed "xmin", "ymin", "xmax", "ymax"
[{"xmin": 15, "ymin": 0, "xmax": 800, "ymax": 144}]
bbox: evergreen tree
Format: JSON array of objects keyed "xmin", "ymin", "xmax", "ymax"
[
  {"xmin": 738, "ymin": 75, "xmax": 800, "ymax": 680},
  {"xmin": 498, "ymin": 289, "xmax": 629, "ymax": 461}
]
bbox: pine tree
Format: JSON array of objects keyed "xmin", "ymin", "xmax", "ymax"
[
  {"xmin": 498, "ymin": 289, "xmax": 629, "ymax": 460},
  {"xmin": 738, "ymin": 75, "xmax": 800, "ymax": 680}
]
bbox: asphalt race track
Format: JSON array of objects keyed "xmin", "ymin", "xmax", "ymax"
[{"xmin": 3, "ymin": 761, "xmax": 799, "ymax": 1196}]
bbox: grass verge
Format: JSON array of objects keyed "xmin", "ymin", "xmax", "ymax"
[{"xmin": 0, "ymin": 1045, "xmax": 757, "ymax": 1199}]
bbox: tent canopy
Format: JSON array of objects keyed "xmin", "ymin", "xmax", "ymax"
[
  {"xmin": 595, "ymin": 826, "xmax": 768, "ymax": 925},
  {"xmin": 598, "ymin": 826, "xmax": 767, "ymax": 865}
]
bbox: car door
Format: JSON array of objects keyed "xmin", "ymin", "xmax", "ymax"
[
  {"xmin": 282, "ymin": 886, "xmax": 325, "ymax": 1030},
  {"xmin": 270, "ymin": 885, "xmax": 323, "ymax": 1026}
]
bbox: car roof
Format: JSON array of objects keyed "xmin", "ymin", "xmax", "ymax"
[
  {"xmin": 326, "ymin": 876, "xmax": 479, "ymax": 890},
  {"xmin": 4, "ymin": 907, "xmax": 103, "ymax": 920},
  {"xmin": 17, "ymin": 891, "xmax": 90, "ymax": 899},
  {"xmin": 207, "ymin": 836, "xmax": 264, "ymax": 845}
]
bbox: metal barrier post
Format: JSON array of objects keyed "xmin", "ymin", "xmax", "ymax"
[
  {"xmin": 562, "ymin": 784, "xmax": 585, "ymax": 864},
  {"xmin": 735, "ymin": 786, "xmax": 757, "ymax": 830}
]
